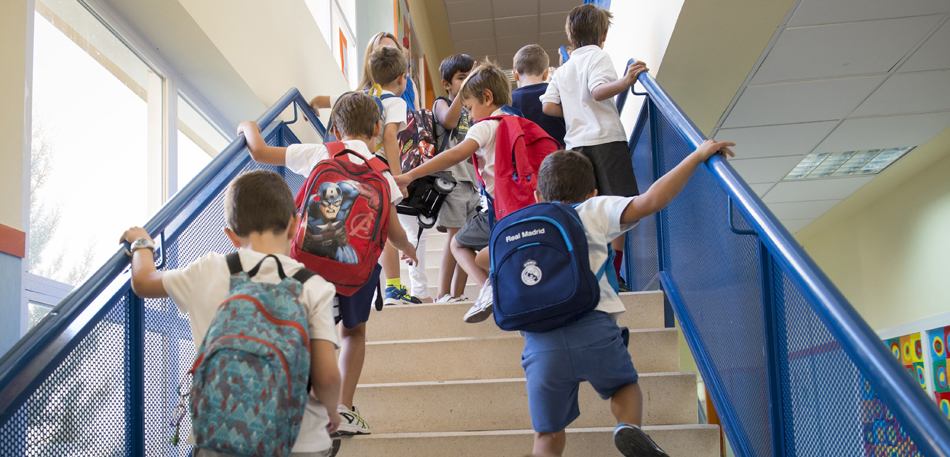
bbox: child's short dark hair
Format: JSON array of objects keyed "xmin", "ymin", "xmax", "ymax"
[
  {"xmin": 537, "ymin": 150, "xmax": 596, "ymax": 204},
  {"xmin": 331, "ymin": 92, "xmax": 380, "ymax": 139},
  {"xmin": 566, "ymin": 4, "xmax": 613, "ymax": 48},
  {"xmin": 440, "ymin": 53, "xmax": 475, "ymax": 82},
  {"xmin": 513, "ymin": 45, "xmax": 549, "ymax": 77},
  {"xmin": 224, "ymin": 170, "xmax": 296, "ymax": 237},
  {"xmin": 460, "ymin": 60, "xmax": 512, "ymax": 107},
  {"xmin": 369, "ymin": 46, "xmax": 408, "ymax": 86}
]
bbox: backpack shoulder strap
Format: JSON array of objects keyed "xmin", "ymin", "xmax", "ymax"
[
  {"xmin": 226, "ymin": 252, "xmax": 243, "ymax": 275},
  {"xmin": 292, "ymin": 267, "xmax": 317, "ymax": 285},
  {"xmin": 379, "ymin": 93, "xmax": 397, "ymax": 100},
  {"xmin": 365, "ymin": 156, "xmax": 391, "ymax": 175},
  {"xmin": 325, "ymin": 142, "xmax": 347, "ymax": 158}
]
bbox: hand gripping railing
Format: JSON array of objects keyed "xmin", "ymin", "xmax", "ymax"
[
  {"xmin": 621, "ymin": 60, "xmax": 950, "ymax": 457},
  {"xmin": 0, "ymin": 88, "xmax": 323, "ymax": 456}
]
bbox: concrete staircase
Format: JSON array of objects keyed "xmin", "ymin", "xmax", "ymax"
[{"xmin": 341, "ymin": 232, "xmax": 720, "ymax": 456}]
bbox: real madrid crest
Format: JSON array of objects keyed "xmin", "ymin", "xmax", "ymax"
[{"xmin": 521, "ymin": 259, "xmax": 542, "ymax": 286}]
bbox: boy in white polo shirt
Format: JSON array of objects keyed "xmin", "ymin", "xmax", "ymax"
[
  {"xmin": 238, "ymin": 91, "xmax": 418, "ymax": 436},
  {"xmin": 541, "ymin": 3, "xmax": 649, "ymax": 288},
  {"xmin": 394, "ymin": 61, "xmax": 515, "ymax": 323}
]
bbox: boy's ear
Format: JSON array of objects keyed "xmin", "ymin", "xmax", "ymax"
[
  {"xmin": 373, "ymin": 120, "xmax": 382, "ymax": 138},
  {"xmin": 223, "ymin": 227, "xmax": 241, "ymax": 248},
  {"xmin": 483, "ymin": 89, "xmax": 494, "ymax": 106},
  {"xmin": 332, "ymin": 125, "xmax": 342, "ymax": 140},
  {"xmin": 286, "ymin": 215, "xmax": 300, "ymax": 240},
  {"xmin": 589, "ymin": 189, "xmax": 598, "ymax": 199},
  {"xmin": 602, "ymin": 30, "xmax": 608, "ymax": 45},
  {"xmin": 534, "ymin": 190, "xmax": 544, "ymax": 203},
  {"xmin": 542, "ymin": 68, "xmax": 550, "ymax": 80},
  {"xmin": 441, "ymin": 79, "xmax": 452, "ymax": 91},
  {"xmin": 512, "ymin": 72, "xmax": 521, "ymax": 82}
]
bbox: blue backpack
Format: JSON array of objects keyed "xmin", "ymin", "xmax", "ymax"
[
  {"xmin": 188, "ymin": 253, "xmax": 315, "ymax": 457},
  {"xmin": 490, "ymin": 202, "xmax": 611, "ymax": 333}
]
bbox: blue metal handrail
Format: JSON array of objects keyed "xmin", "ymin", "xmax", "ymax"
[
  {"xmin": 624, "ymin": 62, "xmax": 950, "ymax": 456},
  {"xmin": 0, "ymin": 88, "xmax": 323, "ymax": 426}
]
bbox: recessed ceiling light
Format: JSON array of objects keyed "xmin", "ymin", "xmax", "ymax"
[{"xmin": 783, "ymin": 147, "xmax": 915, "ymax": 181}]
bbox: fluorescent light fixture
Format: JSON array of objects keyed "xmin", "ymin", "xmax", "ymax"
[{"xmin": 783, "ymin": 147, "xmax": 915, "ymax": 180}]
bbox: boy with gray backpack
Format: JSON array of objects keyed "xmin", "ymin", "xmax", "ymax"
[{"xmin": 121, "ymin": 170, "xmax": 342, "ymax": 457}]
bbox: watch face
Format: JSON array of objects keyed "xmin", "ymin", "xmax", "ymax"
[{"xmin": 134, "ymin": 239, "xmax": 149, "ymax": 247}]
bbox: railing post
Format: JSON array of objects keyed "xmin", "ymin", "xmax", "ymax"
[
  {"xmin": 759, "ymin": 242, "xmax": 788, "ymax": 457},
  {"xmin": 128, "ymin": 290, "xmax": 145, "ymax": 457}
]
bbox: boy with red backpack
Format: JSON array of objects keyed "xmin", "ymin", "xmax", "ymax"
[
  {"xmin": 394, "ymin": 61, "xmax": 560, "ymax": 324},
  {"xmin": 121, "ymin": 170, "xmax": 342, "ymax": 456},
  {"xmin": 239, "ymin": 91, "xmax": 418, "ymax": 436}
]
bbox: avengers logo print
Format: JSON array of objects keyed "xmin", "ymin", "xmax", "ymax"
[{"xmin": 521, "ymin": 260, "xmax": 542, "ymax": 286}]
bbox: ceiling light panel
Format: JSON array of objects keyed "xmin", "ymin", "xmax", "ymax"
[{"xmin": 784, "ymin": 147, "xmax": 914, "ymax": 180}]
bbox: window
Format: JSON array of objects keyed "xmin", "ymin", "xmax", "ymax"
[
  {"xmin": 306, "ymin": 0, "xmax": 357, "ymax": 87},
  {"xmin": 31, "ymin": 0, "xmax": 162, "ymax": 288},
  {"xmin": 177, "ymin": 94, "xmax": 229, "ymax": 186}
]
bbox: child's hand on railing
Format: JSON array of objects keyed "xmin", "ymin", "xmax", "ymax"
[
  {"xmin": 623, "ymin": 60, "xmax": 650, "ymax": 88},
  {"xmin": 237, "ymin": 121, "xmax": 261, "ymax": 137},
  {"xmin": 693, "ymin": 139, "xmax": 736, "ymax": 162},
  {"xmin": 120, "ymin": 226, "xmax": 152, "ymax": 246}
]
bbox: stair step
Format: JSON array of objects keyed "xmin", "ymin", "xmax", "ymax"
[
  {"xmin": 339, "ymin": 425, "xmax": 720, "ymax": 457},
  {"xmin": 361, "ymin": 329, "xmax": 680, "ymax": 383},
  {"xmin": 354, "ymin": 372, "xmax": 697, "ymax": 434},
  {"xmin": 367, "ymin": 291, "xmax": 665, "ymax": 341}
]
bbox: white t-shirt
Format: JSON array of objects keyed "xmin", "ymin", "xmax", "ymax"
[
  {"xmin": 163, "ymin": 249, "xmax": 338, "ymax": 453},
  {"xmin": 285, "ymin": 140, "xmax": 402, "ymax": 205},
  {"xmin": 464, "ymin": 108, "xmax": 508, "ymax": 196},
  {"xmin": 573, "ymin": 195, "xmax": 639, "ymax": 317},
  {"xmin": 540, "ymin": 45, "xmax": 628, "ymax": 149},
  {"xmin": 376, "ymin": 90, "xmax": 408, "ymax": 160}
]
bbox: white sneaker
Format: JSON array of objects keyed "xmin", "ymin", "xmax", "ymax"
[
  {"xmin": 436, "ymin": 294, "xmax": 468, "ymax": 303},
  {"xmin": 463, "ymin": 279, "xmax": 493, "ymax": 323},
  {"xmin": 337, "ymin": 405, "xmax": 371, "ymax": 435}
]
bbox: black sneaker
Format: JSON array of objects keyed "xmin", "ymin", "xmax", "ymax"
[
  {"xmin": 618, "ymin": 277, "xmax": 632, "ymax": 293},
  {"xmin": 328, "ymin": 432, "xmax": 342, "ymax": 457},
  {"xmin": 614, "ymin": 423, "xmax": 669, "ymax": 457}
]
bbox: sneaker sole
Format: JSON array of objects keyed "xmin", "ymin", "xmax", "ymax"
[
  {"xmin": 337, "ymin": 425, "xmax": 372, "ymax": 436},
  {"xmin": 384, "ymin": 298, "xmax": 412, "ymax": 306},
  {"xmin": 614, "ymin": 426, "xmax": 668, "ymax": 457},
  {"xmin": 463, "ymin": 303, "xmax": 493, "ymax": 323}
]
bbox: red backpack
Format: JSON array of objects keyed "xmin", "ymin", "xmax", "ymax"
[
  {"xmin": 291, "ymin": 143, "xmax": 391, "ymax": 296},
  {"xmin": 473, "ymin": 115, "xmax": 561, "ymax": 221}
]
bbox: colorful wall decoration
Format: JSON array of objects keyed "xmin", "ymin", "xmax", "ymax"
[{"xmin": 929, "ymin": 325, "xmax": 950, "ymax": 420}]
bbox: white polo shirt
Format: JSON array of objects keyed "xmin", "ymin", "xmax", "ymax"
[{"xmin": 540, "ymin": 45, "xmax": 628, "ymax": 149}]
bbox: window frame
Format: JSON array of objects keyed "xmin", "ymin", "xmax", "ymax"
[{"xmin": 23, "ymin": 0, "xmax": 236, "ymax": 309}]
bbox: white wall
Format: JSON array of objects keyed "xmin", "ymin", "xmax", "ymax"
[{"xmin": 602, "ymin": 0, "xmax": 686, "ymax": 134}]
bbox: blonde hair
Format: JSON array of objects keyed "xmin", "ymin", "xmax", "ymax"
[
  {"xmin": 460, "ymin": 60, "xmax": 512, "ymax": 107},
  {"xmin": 513, "ymin": 45, "xmax": 549, "ymax": 77},
  {"xmin": 358, "ymin": 32, "xmax": 405, "ymax": 90}
]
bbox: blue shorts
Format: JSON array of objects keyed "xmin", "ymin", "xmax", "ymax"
[
  {"xmin": 521, "ymin": 311, "xmax": 639, "ymax": 433},
  {"xmin": 335, "ymin": 263, "xmax": 381, "ymax": 329}
]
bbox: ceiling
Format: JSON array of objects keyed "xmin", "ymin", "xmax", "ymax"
[
  {"xmin": 710, "ymin": 0, "xmax": 950, "ymax": 233},
  {"xmin": 441, "ymin": 0, "xmax": 579, "ymax": 70}
]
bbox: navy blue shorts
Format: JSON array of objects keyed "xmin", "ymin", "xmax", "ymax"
[
  {"xmin": 521, "ymin": 311, "xmax": 639, "ymax": 433},
  {"xmin": 335, "ymin": 263, "xmax": 381, "ymax": 329}
]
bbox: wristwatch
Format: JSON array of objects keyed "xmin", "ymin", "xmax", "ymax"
[{"xmin": 128, "ymin": 238, "xmax": 156, "ymax": 257}]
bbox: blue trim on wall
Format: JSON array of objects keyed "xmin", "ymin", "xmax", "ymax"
[{"xmin": 0, "ymin": 252, "xmax": 23, "ymax": 356}]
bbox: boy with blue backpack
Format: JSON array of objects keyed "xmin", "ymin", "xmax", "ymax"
[
  {"xmin": 121, "ymin": 170, "xmax": 343, "ymax": 456},
  {"xmin": 477, "ymin": 142, "xmax": 734, "ymax": 457}
]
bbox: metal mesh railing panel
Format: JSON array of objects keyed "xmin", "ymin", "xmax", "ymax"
[
  {"xmin": 628, "ymin": 109, "xmax": 658, "ymax": 291},
  {"xmin": 773, "ymin": 259, "xmax": 922, "ymax": 457},
  {"xmin": 0, "ymin": 296, "xmax": 131, "ymax": 456},
  {"xmin": 651, "ymin": 103, "xmax": 772, "ymax": 456}
]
